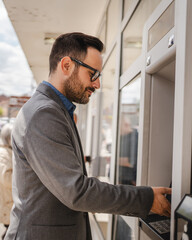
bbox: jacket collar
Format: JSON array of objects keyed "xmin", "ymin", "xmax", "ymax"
[
  {"xmin": 36, "ymin": 82, "xmax": 68, "ymax": 113},
  {"xmin": 42, "ymin": 81, "xmax": 76, "ymax": 121}
]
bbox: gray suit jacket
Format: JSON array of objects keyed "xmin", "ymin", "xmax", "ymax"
[{"xmin": 5, "ymin": 83, "xmax": 153, "ymax": 240}]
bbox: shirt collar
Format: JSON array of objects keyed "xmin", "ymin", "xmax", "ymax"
[{"xmin": 42, "ymin": 81, "xmax": 76, "ymax": 120}]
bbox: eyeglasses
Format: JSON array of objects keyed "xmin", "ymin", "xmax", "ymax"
[{"xmin": 70, "ymin": 57, "xmax": 101, "ymax": 82}]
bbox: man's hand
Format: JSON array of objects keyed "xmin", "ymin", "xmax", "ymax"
[{"xmin": 151, "ymin": 187, "xmax": 172, "ymax": 217}]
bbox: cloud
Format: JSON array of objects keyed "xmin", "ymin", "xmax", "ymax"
[
  {"xmin": 0, "ymin": 1, "xmax": 18, "ymax": 46},
  {"xmin": 0, "ymin": 0, "xmax": 36, "ymax": 96}
]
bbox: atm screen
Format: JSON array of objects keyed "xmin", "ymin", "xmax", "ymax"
[{"xmin": 177, "ymin": 196, "xmax": 192, "ymax": 221}]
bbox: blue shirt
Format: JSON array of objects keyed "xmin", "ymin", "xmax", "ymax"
[{"xmin": 42, "ymin": 81, "xmax": 76, "ymax": 121}]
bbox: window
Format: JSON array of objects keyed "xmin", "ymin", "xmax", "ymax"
[
  {"xmin": 97, "ymin": 15, "xmax": 107, "ymax": 50},
  {"xmin": 123, "ymin": 0, "xmax": 135, "ymax": 19},
  {"xmin": 115, "ymin": 216, "xmax": 133, "ymax": 240},
  {"xmin": 117, "ymin": 75, "xmax": 141, "ymax": 186},
  {"xmin": 98, "ymin": 46, "xmax": 117, "ymax": 181},
  {"xmin": 148, "ymin": 1, "xmax": 175, "ymax": 50},
  {"xmin": 91, "ymin": 46, "xmax": 117, "ymax": 239},
  {"xmin": 106, "ymin": 0, "xmax": 120, "ymax": 51},
  {"xmin": 121, "ymin": 0, "xmax": 162, "ymax": 73}
]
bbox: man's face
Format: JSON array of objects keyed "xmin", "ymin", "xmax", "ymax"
[{"xmin": 64, "ymin": 47, "xmax": 102, "ymax": 104}]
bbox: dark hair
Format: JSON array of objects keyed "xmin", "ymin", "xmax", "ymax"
[{"xmin": 49, "ymin": 32, "xmax": 104, "ymax": 75}]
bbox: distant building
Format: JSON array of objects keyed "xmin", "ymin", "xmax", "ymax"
[
  {"xmin": 0, "ymin": 95, "xmax": 9, "ymax": 117},
  {"xmin": 0, "ymin": 95, "xmax": 30, "ymax": 118}
]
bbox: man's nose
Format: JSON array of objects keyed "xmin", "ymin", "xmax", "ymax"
[{"xmin": 92, "ymin": 77, "xmax": 100, "ymax": 89}]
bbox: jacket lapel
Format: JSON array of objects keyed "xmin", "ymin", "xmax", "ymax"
[
  {"xmin": 73, "ymin": 122, "xmax": 88, "ymax": 176},
  {"xmin": 36, "ymin": 83, "xmax": 88, "ymax": 176}
]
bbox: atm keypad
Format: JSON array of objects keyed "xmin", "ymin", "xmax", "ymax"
[{"xmin": 149, "ymin": 219, "xmax": 170, "ymax": 234}]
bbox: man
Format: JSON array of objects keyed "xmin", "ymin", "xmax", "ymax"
[{"xmin": 5, "ymin": 32, "xmax": 171, "ymax": 240}]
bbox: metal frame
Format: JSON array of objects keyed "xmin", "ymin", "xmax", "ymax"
[
  {"xmin": 171, "ymin": 0, "xmax": 192, "ymax": 238},
  {"xmin": 137, "ymin": 1, "xmax": 192, "ymax": 240}
]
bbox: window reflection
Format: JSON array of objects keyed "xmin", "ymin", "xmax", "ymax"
[
  {"xmin": 91, "ymin": 46, "xmax": 117, "ymax": 240},
  {"xmin": 118, "ymin": 75, "xmax": 141, "ymax": 186},
  {"xmin": 119, "ymin": 114, "xmax": 138, "ymax": 185},
  {"xmin": 148, "ymin": 1, "xmax": 175, "ymax": 50},
  {"xmin": 121, "ymin": 0, "xmax": 162, "ymax": 73},
  {"xmin": 98, "ymin": 47, "xmax": 117, "ymax": 181},
  {"xmin": 115, "ymin": 216, "xmax": 133, "ymax": 240}
]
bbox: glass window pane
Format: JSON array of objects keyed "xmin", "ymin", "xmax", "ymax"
[
  {"xmin": 121, "ymin": 0, "xmax": 162, "ymax": 73},
  {"xmin": 76, "ymin": 105, "xmax": 87, "ymax": 153},
  {"xmin": 98, "ymin": 16, "xmax": 107, "ymax": 50},
  {"xmin": 98, "ymin": 46, "xmax": 117, "ymax": 181},
  {"xmin": 106, "ymin": 0, "xmax": 120, "ymax": 52},
  {"xmin": 123, "ymin": 0, "xmax": 134, "ymax": 19},
  {"xmin": 148, "ymin": 1, "xmax": 175, "ymax": 50},
  {"xmin": 115, "ymin": 216, "xmax": 134, "ymax": 240},
  {"xmin": 91, "ymin": 46, "xmax": 117, "ymax": 239},
  {"xmin": 118, "ymin": 75, "xmax": 141, "ymax": 186}
]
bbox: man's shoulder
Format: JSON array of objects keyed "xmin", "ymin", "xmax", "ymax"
[
  {"xmin": 23, "ymin": 88, "xmax": 61, "ymax": 114},
  {"xmin": 14, "ymin": 91, "xmax": 60, "ymax": 132}
]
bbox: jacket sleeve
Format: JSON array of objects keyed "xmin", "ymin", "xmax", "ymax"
[{"xmin": 24, "ymin": 106, "xmax": 154, "ymax": 219}]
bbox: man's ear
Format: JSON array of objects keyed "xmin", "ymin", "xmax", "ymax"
[{"xmin": 60, "ymin": 56, "xmax": 74, "ymax": 76}]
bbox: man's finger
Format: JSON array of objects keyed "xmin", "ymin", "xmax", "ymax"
[
  {"xmin": 160, "ymin": 187, "xmax": 172, "ymax": 195},
  {"xmin": 163, "ymin": 210, "xmax": 171, "ymax": 218},
  {"xmin": 163, "ymin": 197, "xmax": 171, "ymax": 215}
]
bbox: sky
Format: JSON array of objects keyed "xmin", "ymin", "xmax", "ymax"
[{"xmin": 0, "ymin": 0, "xmax": 36, "ymax": 97}]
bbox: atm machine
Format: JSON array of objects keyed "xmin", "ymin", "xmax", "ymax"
[{"xmin": 136, "ymin": 0, "xmax": 192, "ymax": 239}]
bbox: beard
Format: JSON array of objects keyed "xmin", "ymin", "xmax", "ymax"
[{"xmin": 63, "ymin": 69, "xmax": 95, "ymax": 104}]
